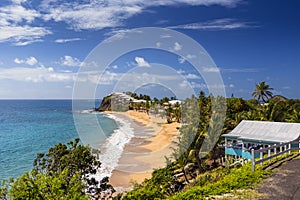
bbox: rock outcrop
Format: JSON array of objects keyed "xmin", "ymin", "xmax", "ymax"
[{"xmin": 96, "ymin": 92, "xmax": 134, "ymax": 112}]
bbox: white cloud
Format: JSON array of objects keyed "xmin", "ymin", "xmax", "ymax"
[
  {"xmin": 14, "ymin": 58, "xmax": 22, "ymax": 64},
  {"xmin": 229, "ymin": 84, "xmax": 235, "ymax": 88},
  {"xmin": 14, "ymin": 56, "xmax": 38, "ymax": 66},
  {"xmin": 26, "ymin": 56, "xmax": 38, "ymax": 65},
  {"xmin": 190, "ymin": 82, "xmax": 207, "ymax": 89},
  {"xmin": 185, "ymin": 73, "xmax": 200, "ymax": 79},
  {"xmin": 156, "ymin": 42, "xmax": 161, "ymax": 48},
  {"xmin": 11, "ymin": 0, "xmax": 27, "ymax": 5},
  {"xmin": 41, "ymin": 0, "xmax": 240, "ymax": 31},
  {"xmin": 173, "ymin": 42, "xmax": 182, "ymax": 51},
  {"xmin": 0, "ymin": 4, "xmax": 40, "ymax": 23},
  {"xmin": 222, "ymin": 68, "xmax": 261, "ymax": 73},
  {"xmin": 0, "ymin": 25, "xmax": 51, "ymax": 45},
  {"xmin": 202, "ymin": 66, "xmax": 220, "ymax": 73},
  {"xmin": 179, "ymin": 80, "xmax": 190, "ymax": 88},
  {"xmin": 14, "ymin": 38, "xmax": 43, "ymax": 46},
  {"xmin": 60, "ymin": 55, "xmax": 82, "ymax": 67},
  {"xmin": 55, "ymin": 38, "xmax": 82, "ymax": 43},
  {"xmin": 135, "ymin": 57, "xmax": 150, "ymax": 67},
  {"xmin": 177, "ymin": 69, "xmax": 185, "ymax": 74},
  {"xmin": 0, "ymin": 3, "xmax": 51, "ymax": 45},
  {"xmin": 0, "ymin": 0, "xmax": 240, "ymax": 45},
  {"xmin": 84, "ymin": 70, "xmax": 120, "ymax": 85},
  {"xmin": 178, "ymin": 54, "xmax": 196, "ymax": 63},
  {"xmin": 168, "ymin": 18, "xmax": 257, "ymax": 31},
  {"xmin": 43, "ymin": 3, "xmax": 143, "ymax": 30},
  {"xmin": 0, "ymin": 67, "xmax": 75, "ymax": 83},
  {"xmin": 186, "ymin": 54, "xmax": 196, "ymax": 59},
  {"xmin": 178, "ymin": 57, "xmax": 185, "ymax": 64}
]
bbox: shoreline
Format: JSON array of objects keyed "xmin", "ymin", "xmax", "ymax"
[{"xmin": 106, "ymin": 110, "xmax": 180, "ymax": 190}]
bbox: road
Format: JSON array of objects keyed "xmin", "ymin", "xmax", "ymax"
[{"xmin": 257, "ymin": 158, "xmax": 300, "ymax": 200}]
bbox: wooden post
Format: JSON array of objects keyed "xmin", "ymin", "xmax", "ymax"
[
  {"xmin": 274, "ymin": 144, "xmax": 277, "ymax": 161},
  {"xmin": 284, "ymin": 145, "xmax": 287, "ymax": 157},
  {"xmin": 241, "ymin": 142, "xmax": 244, "ymax": 165},
  {"xmin": 268, "ymin": 145, "xmax": 271, "ymax": 164},
  {"xmin": 260, "ymin": 147, "xmax": 263, "ymax": 167},
  {"xmin": 251, "ymin": 148, "xmax": 255, "ymax": 171},
  {"xmin": 289, "ymin": 143, "xmax": 291, "ymax": 155},
  {"xmin": 224, "ymin": 138, "xmax": 228, "ymax": 166},
  {"xmin": 280, "ymin": 143, "xmax": 282, "ymax": 154}
]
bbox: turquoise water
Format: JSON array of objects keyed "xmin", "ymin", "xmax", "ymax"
[{"xmin": 0, "ymin": 100, "xmax": 117, "ymax": 181}]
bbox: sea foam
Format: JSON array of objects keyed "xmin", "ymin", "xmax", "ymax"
[{"xmin": 93, "ymin": 114, "xmax": 134, "ymax": 182}]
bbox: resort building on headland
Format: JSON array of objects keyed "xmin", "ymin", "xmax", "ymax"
[{"xmin": 223, "ymin": 120, "xmax": 300, "ymax": 160}]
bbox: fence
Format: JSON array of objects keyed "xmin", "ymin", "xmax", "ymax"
[{"xmin": 251, "ymin": 140, "xmax": 300, "ymax": 171}]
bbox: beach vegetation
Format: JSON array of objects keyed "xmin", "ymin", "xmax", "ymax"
[
  {"xmin": 252, "ymin": 81, "xmax": 273, "ymax": 103},
  {"xmin": 3, "ymin": 83, "xmax": 300, "ymax": 199},
  {"xmin": 0, "ymin": 139, "xmax": 114, "ymax": 199},
  {"xmin": 121, "ymin": 83, "xmax": 300, "ymax": 199}
]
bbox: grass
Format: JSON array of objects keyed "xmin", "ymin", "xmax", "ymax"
[
  {"xmin": 167, "ymin": 164, "xmax": 271, "ymax": 200},
  {"xmin": 122, "ymin": 153, "xmax": 300, "ymax": 200}
]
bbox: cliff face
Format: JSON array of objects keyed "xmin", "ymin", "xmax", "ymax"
[
  {"xmin": 96, "ymin": 93, "xmax": 132, "ymax": 112},
  {"xmin": 96, "ymin": 95, "xmax": 112, "ymax": 111}
]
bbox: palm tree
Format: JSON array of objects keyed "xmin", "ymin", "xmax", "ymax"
[{"xmin": 252, "ymin": 81, "xmax": 274, "ymax": 103}]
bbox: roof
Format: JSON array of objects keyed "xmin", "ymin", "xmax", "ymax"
[
  {"xmin": 168, "ymin": 100, "xmax": 181, "ymax": 105},
  {"xmin": 223, "ymin": 120, "xmax": 300, "ymax": 143}
]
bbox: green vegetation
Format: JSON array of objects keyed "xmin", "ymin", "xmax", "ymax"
[
  {"xmin": 122, "ymin": 163, "xmax": 271, "ymax": 200},
  {"xmin": 2, "ymin": 82, "xmax": 300, "ymax": 199},
  {"xmin": 123, "ymin": 166, "xmax": 181, "ymax": 200},
  {"xmin": 167, "ymin": 164, "xmax": 270, "ymax": 200},
  {"xmin": 252, "ymin": 81, "xmax": 274, "ymax": 103},
  {"xmin": 121, "ymin": 82, "xmax": 300, "ymax": 199},
  {"xmin": 0, "ymin": 139, "xmax": 114, "ymax": 199}
]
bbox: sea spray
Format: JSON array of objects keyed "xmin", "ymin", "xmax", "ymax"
[{"xmin": 93, "ymin": 114, "xmax": 134, "ymax": 182}]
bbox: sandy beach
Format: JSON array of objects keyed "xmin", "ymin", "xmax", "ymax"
[{"xmin": 108, "ymin": 110, "xmax": 180, "ymax": 189}]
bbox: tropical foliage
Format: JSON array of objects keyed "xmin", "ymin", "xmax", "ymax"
[
  {"xmin": 0, "ymin": 139, "xmax": 114, "ymax": 199},
  {"xmin": 2, "ymin": 82, "xmax": 300, "ymax": 199},
  {"xmin": 122, "ymin": 88, "xmax": 300, "ymax": 199},
  {"xmin": 252, "ymin": 81, "xmax": 273, "ymax": 103}
]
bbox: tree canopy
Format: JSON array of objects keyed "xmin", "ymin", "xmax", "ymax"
[
  {"xmin": 252, "ymin": 81, "xmax": 273, "ymax": 103},
  {"xmin": 0, "ymin": 139, "xmax": 114, "ymax": 199}
]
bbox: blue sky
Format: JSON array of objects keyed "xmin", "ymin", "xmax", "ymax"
[{"xmin": 0, "ymin": 0, "xmax": 299, "ymax": 99}]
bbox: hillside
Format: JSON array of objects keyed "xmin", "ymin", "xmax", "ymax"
[{"xmin": 96, "ymin": 92, "xmax": 134, "ymax": 112}]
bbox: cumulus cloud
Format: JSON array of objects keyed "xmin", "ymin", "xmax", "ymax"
[
  {"xmin": 173, "ymin": 42, "xmax": 182, "ymax": 51},
  {"xmin": 60, "ymin": 55, "xmax": 82, "ymax": 67},
  {"xmin": 178, "ymin": 54, "xmax": 196, "ymax": 63},
  {"xmin": 0, "ymin": 67, "xmax": 75, "ymax": 83},
  {"xmin": 0, "ymin": 3, "xmax": 51, "ymax": 45},
  {"xmin": 178, "ymin": 57, "xmax": 185, "ymax": 64},
  {"xmin": 14, "ymin": 56, "xmax": 38, "ymax": 66},
  {"xmin": 0, "ymin": 24, "xmax": 50, "ymax": 45},
  {"xmin": 135, "ymin": 57, "xmax": 150, "ymax": 67}
]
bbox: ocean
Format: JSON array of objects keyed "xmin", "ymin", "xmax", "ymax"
[{"xmin": 0, "ymin": 100, "xmax": 132, "ymax": 181}]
